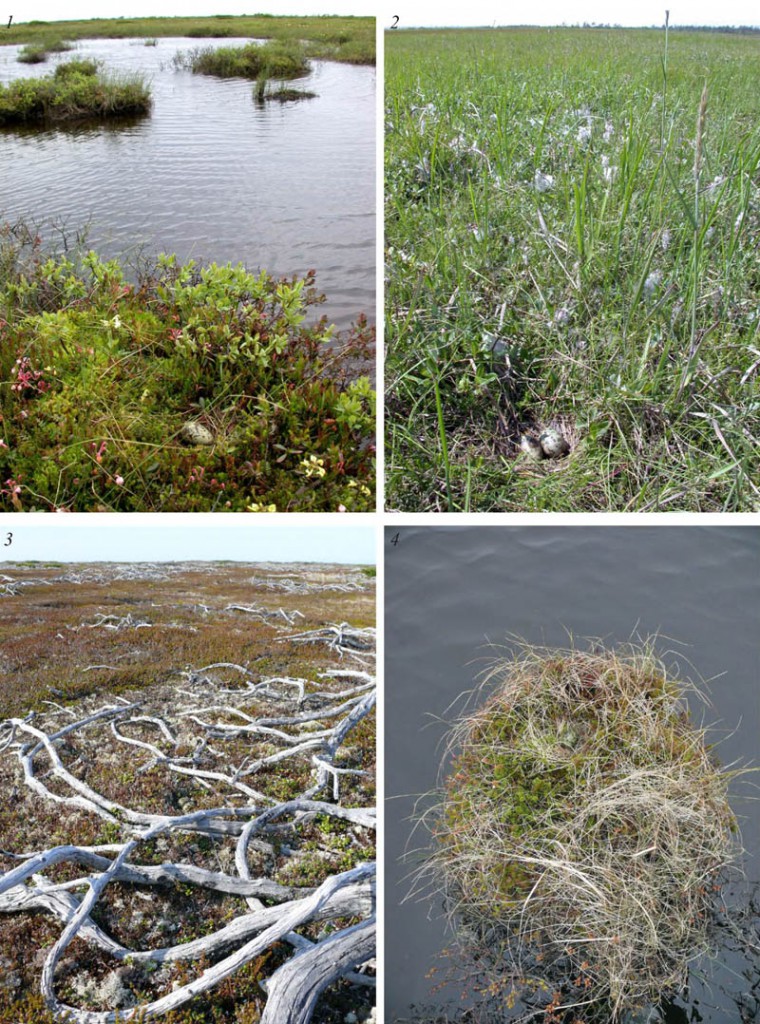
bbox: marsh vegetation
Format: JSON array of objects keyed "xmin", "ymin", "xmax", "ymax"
[
  {"xmin": 0, "ymin": 224, "xmax": 375, "ymax": 512},
  {"xmin": 0, "ymin": 60, "xmax": 150, "ymax": 125},
  {"xmin": 176, "ymin": 39, "xmax": 311, "ymax": 81},
  {"xmin": 17, "ymin": 38, "xmax": 73, "ymax": 64},
  {"xmin": 5, "ymin": 15, "xmax": 375, "ymax": 66},
  {"xmin": 412, "ymin": 642, "xmax": 751, "ymax": 1023},
  {"xmin": 385, "ymin": 28, "xmax": 760, "ymax": 511}
]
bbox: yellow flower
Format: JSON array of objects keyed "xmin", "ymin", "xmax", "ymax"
[
  {"xmin": 247, "ymin": 502, "xmax": 277, "ymax": 513},
  {"xmin": 300, "ymin": 454, "xmax": 326, "ymax": 478}
]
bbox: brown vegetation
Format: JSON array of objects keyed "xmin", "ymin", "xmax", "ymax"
[{"xmin": 0, "ymin": 562, "xmax": 376, "ymax": 1024}]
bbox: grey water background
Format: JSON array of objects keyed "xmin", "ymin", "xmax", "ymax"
[
  {"xmin": 0, "ymin": 37, "xmax": 375, "ymax": 329},
  {"xmin": 385, "ymin": 525, "xmax": 760, "ymax": 1023}
]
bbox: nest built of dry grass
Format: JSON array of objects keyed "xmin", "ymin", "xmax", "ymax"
[{"xmin": 419, "ymin": 642, "xmax": 743, "ymax": 1022}]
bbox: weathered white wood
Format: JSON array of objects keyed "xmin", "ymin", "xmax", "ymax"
[
  {"xmin": 1, "ymin": 623, "xmax": 376, "ymax": 1023},
  {"xmin": 40, "ymin": 865, "xmax": 374, "ymax": 1023},
  {"xmin": 259, "ymin": 916, "xmax": 376, "ymax": 1024}
]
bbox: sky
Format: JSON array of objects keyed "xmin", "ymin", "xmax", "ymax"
[
  {"xmin": 389, "ymin": 2, "xmax": 760, "ymax": 27},
  {"xmin": 0, "ymin": 520, "xmax": 375, "ymax": 564}
]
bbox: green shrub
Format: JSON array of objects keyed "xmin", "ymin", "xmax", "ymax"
[{"xmin": 0, "ymin": 230, "xmax": 375, "ymax": 512}]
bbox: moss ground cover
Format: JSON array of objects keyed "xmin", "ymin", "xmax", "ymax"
[
  {"xmin": 0, "ymin": 61, "xmax": 150, "ymax": 125},
  {"xmin": 420, "ymin": 642, "xmax": 743, "ymax": 1022},
  {"xmin": 0, "ymin": 562, "xmax": 376, "ymax": 1023},
  {"xmin": 0, "ymin": 226, "xmax": 375, "ymax": 512},
  {"xmin": 385, "ymin": 28, "xmax": 760, "ymax": 511},
  {"xmin": 5, "ymin": 15, "xmax": 375, "ymax": 66}
]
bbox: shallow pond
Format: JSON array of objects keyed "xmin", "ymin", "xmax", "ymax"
[
  {"xmin": 0, "ymin": 37, "xmax": 375, "ymax": 329},
  {"xmin": 385, "ymin": 526, "xmax": 760, "ymax": 1023}
]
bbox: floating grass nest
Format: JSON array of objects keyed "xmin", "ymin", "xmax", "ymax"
[{"xmin": 424, "ymin": 642, "xmax": 741, "ymax": 1021}]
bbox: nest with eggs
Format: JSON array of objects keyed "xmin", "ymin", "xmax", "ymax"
[{"xmin": 419, "ymin": 642, "xmax": 742, "ymax": 1022}]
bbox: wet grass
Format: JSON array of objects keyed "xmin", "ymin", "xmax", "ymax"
[
  {"xmin": 386, "ymin": 27, "xmax": 760, "ymax": 511},
  {"xmin": 0, "ymin": 224, "xmax": 375, "ymax": 512},
  {"xmin": 5, "ymin": 15, "xmax": 375, "ymax": 66},
  {"xmin": 0, "ymin": 62, "xmax": 150, "ymax": 125}
]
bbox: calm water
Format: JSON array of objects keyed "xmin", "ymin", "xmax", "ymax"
[
  {"xmin": 385, "ymin": 526, "xmax": 760, "ymax": 1023},
  {"xmin": 0, "ymin": 38, "xmax": 375, "ymax": 329}
]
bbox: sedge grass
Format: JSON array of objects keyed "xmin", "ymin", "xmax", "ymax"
[
  {"xmin": 385, "ymin": 28, "xmax": 760, "ymax": 511},
  {"xmin": 414, "ymin": 640, "xmax": 747, "ymax": 1022}
]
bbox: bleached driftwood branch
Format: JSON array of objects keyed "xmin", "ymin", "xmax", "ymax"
[{"xmin": 0, "ymin": 612, "xmax": 376, "ymax": 1022}]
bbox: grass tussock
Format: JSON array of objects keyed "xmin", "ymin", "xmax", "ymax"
[
  {"xmin": 420, "ymin": 641, "xmax": 743, "ymax": 1021},
  {"xmin": 0, "ymin": 224, "xmax": 375, "ymax": 513},
  {"xmin": 386, "ymin": 28, "xmax": 760, "ymax": 511},
  {"xmin": 3, "ymin": 15, "xmax": 375, "ymax": 65},
  {"xmin": 17, "ymin": 37, "xmax": 73, "ymax": 63},
  {"xmin": 177, "ymin": 39, "xmax": 311, "ymax": 81},
  {"xmin": 0, "ymin": 63, "xmax": 150, "ymax": 125}
]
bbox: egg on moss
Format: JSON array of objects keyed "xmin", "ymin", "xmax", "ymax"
[{"xmin": 179, "ymin": 421, "xmax": 214, "ymax": 446}]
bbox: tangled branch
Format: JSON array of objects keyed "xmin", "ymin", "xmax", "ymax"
[{"xmin": 0, "ymin": 606, "xmax": 375, "ymax": 1022}]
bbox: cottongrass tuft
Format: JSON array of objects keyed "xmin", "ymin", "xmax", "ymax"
[{"xmin": 414, "ymin": 640, "xmax": 745, "ymax": 1021}]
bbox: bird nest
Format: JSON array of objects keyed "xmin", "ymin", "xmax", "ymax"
[{"xmin": 420, "ymin": 642, "xmax": 741, "ymax": 1022}]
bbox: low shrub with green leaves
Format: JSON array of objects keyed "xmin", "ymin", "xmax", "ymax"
[
  {"xmin": 0, "ymin": 226, "xmax": 375, "ymax": 512},
  {"xmin": 0, "ymin": 64, "xmax": 150, "ymax": 125}
]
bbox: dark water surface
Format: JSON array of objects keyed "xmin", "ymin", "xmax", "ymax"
[
  {"xmin": 0, "ymin": 38, "xmax": 375, "ymax": 329},
  {"xmin": 385, "ymin": 526, "xmax": 760, "ymax": 1023}
]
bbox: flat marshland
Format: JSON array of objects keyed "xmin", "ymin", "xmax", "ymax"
[
  {"xmin": 5, "ymin": 15, "xmax": 375, "ymax": 65},
  {"xmin": 0, "ymin": 562, "xmax": 376, "ymax": 1023},
  {"xmin": 385, "ymin": 28, "xmax": 760, "ymax": 511}
]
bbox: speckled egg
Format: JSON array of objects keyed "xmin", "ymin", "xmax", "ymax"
[
  {"xmin": 539, "ymin": 428, "xmax": 570, "ymax": 459},
  {"xmin": 519, "ymin": 434, "xmax": 545, "ymax": 462},
  {"xmin": 179, "ymin": 421, "xmax": 215, "ymax": 446}
]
